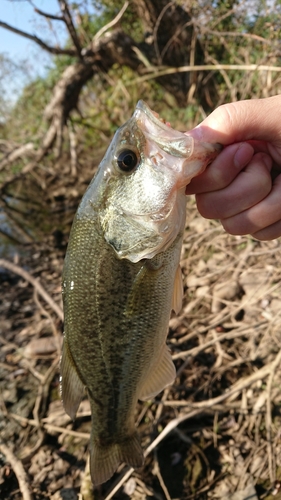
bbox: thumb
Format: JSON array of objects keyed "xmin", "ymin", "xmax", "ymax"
[{"xmin": 189, "ymin": 96, "xmax": 281, "ymax": 146}]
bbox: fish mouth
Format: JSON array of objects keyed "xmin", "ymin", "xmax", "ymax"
[
  {"xmin": 134, "ymin": 100, "xmax": 195, "ymax": 159},
  {"xmin": 134, "ymin": 100, "xmax": 222, "ymax": 160},
  {"xmin": 133, "ymin": 100, "xmax": 222, "ymax": 185},
  {"xmin": 136, "ymin": 100, "xmax": 173, "ymax": 131}
]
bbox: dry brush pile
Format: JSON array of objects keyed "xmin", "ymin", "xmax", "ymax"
[{"xmin": 1, "ymin": 197, "xmax": 281, "ymax": 500}]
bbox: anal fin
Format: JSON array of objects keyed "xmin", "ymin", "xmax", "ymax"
[
  {"xmin": 60, "ymin": 337, "xmax": 84, "ymax": 420},
  {"xmin": 172, "ymin": 264, "xmax": 183, "ymax": 314},
  {"xmin": 138, "ymin": 344, "xmax": 176, "ymax": 401}
]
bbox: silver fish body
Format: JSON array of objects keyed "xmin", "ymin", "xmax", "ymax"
[{"xmin": 61, "ymin": 101, "xmax": 221, "ymax": 485}]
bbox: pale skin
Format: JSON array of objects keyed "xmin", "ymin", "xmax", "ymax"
[{"xmin": 185, "ymin": 95, "xmax": 281, "ymax": 240}]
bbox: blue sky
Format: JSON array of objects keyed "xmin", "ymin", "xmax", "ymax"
[
  {"xmin": 0, "ymin": 0, "xmax": 68, "ymax": 99},
  {"xmin": 1, "ymin": 0, "xmax": 66, "ymax": 62}
]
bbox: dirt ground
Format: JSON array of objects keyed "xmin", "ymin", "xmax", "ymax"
[{"xmin": 1, "ymin": 197, "xmax": 281, "ymax": 500}]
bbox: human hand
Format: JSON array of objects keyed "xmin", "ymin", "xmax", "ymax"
[{"xmin": 185, "ymin": 95, "xmax": 281, "ymax": 240}]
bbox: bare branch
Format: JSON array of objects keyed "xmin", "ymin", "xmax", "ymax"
[
  {"xmin": 59, "ymin": 0, "xmax": 83, "ymax": 58},
  {"xmin": 153, "ymin": 1, "xmax": 174, "ymax": 65},
  {"xmin": 93, "ymin": 0, "xmax": 129, "ymax": 43},
  {"xmin": 68, "ymin": 122, "xmax": 78, "ymax": 176},
  {"xmin": 206, "ymin": 29, "xmax": 276, "ymax": 45},
  {"xmin": 134, "ymin": 63, "xmax": 281, "ymax": 85},
  {"xmin": 104, "ymin": 354, "xmax": 280, "ymax": 500},
  {"xmin": 0, "ymin": 441, "xmax": 34, "ymax": 500},
  {"xmin": 0, "ymin": 259, "xmax": 63, "ymax": 321},
  {"xmin": 0, "ymin": 20, "xmax": 76, "ymax": 56},
  {"xmin": 34, "ymin": 8, "xmax": 64, "ymax": 22},
  {"xmin": 0, "ymin": 227, "xmax": 24, "ymax": 246},
  {"xmin": 0, "ymin": 143, "xmax": 34, "ymax": 171}
]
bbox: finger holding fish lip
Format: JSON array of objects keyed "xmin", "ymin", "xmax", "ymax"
[
  {"xmin": 136, "ymin": 100, "xmax": 221, "ymax": 184},
  {"xmin": 195, "ymin": 152, "xmax": 272, "ymax": 220},
  {"xmin": 185, "ymin": 141, "xmax": 254, "ymax": 195},
  {"xmin": 220, "ymin": 158, "xmax": 281, "ymax": 238}
]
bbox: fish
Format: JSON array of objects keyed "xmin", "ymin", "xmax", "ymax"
[{"xmin": 60, "ymin": 100, "xmax": 221, "ymax": 486}]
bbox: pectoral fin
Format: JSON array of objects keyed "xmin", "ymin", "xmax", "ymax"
[
  {"xmin": 172, "ymin": 264, "xmax": 183, "ymax": 314},
  {"xmin": 60, "ymin": 337, "xmax": 84, "ymax": 420},
  {"xmin": 125, "ymin": 258, "xmax": 163, "ymax": 318},
  {"xmin": 138, "ymin": 344, "xmax": 176, "ymax": 401}
]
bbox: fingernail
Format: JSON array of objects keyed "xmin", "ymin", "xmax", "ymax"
[
  {"xmin": 185, "ymin": 125, "xmax": 203, "ymax": 141},
  {"xmin": 234, "ymin": 143, "xmax": 254, "ymax": 169}
]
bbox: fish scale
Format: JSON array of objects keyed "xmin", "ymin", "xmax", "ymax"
[{"xmin": 60, "ymin": 100, "xmax": 222, "ymax": 485}]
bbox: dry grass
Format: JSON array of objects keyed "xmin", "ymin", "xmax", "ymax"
[{"xmin": 1, "ymin": 197, "xmax": 281, "ymax": 500}]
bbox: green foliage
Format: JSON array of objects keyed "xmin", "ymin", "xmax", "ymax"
[
  {"xmin": 2, "ymin": 0, "xmax": 281, "ymax": 180},
  {"xmin": 4, "ymin": 76, "xmax": 51, "ymax": 144},
  {"xmin": 0, "ymin": 54, "xmax": 27, "ymax": 124},
  {"xmin": 0, "ymin": 0, "xmax": 281, "ymax": 244},
  {"xmin": 90, "ymin": 0, "xmax": 143, "ymax": 40}
]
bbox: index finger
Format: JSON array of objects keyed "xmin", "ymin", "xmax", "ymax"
[
  {"xmin": 185, "ymin": 141, "xmax": 254, "ymax": 194},
  {"xmin": 189, "ymin": 96, "xmax": 281, "ymax": 146}
]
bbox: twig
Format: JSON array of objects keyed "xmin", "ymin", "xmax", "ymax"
[
  {"xmin": 207, "ymin": 54, "xmax": 236, "ymax": 100},
  {"xmin": 0, "ymin": 441, "xmax": 34, "ymax": 500},
  {"xmin": 204, "ymin": 28, "xmax": 276, "ymax": 45},
  {"xmin": 68, "ymin": 122, "xmax": 78, "ymax": 177},
  {"xmin": 104, "ymin": 356, "xmax": 279, "ymax": 499},
  {"xmin": 0, "ymin": 199, "xmax": 34, "ymax": 243},
  {"xmin": 21, "ymin": 359, "xmax": 45, "ymax": 383},
  {"xmin": 232, "ymin": 240, "xmax": 254, "ymax": 280},
  {"xmin": 0, "ymin": 142, "xmax": 34, "ymax": 171},
  {"xmin": 153, "ymin": 2, "xmax": 174, "ymax": 65},
  {"xmin": 79, "ymin": 455, "xmax": 94, "ymax": 500},
  {"xmin": 265, "ymin": 349, "xmax": 281, "ymax": 484},
  {"xmin": 133, "ymin": 64, "xmax": 281, "ymax": 85},
  {"xmin": 20, "ymin": 357, "xmax": 60, "ymax": 461},
  {"xmin": 93, "ymin": 1, "xmax": 129, "ymax": 43},
  {"xmin": 153, "ymin": 450, "xmax": 172, "ymax": 500},
  {"xmin": 104, "ymin": 467, "xmax": 134, "ymax": 500},
  {"xmin": 34, "ymin": 7, "xmax": 64, "ymax": 22},
  {"xmin": 172, "ymin": 320, "xmax": 268, "ymax": 360},
  {"xmin": 161, "ymin": 18, "xmax": 193, "ymax": 62},
  {"xmin": 33, "ymin": 288, "xmax": 61, "ymax": 355},
  {"xmin": 0, "ymin": 259, "xmax": 63, "ymax": 321},
  {"xmin": 9, "ymin": 413, "xmax": 90, "ymax": 439},
  {"xmin": 0, "ymin": 20, "xmax": 76, "ymax": 56},
  {"xmin": 154, "ymin": 387, "xmax": 170, "ymax": 424},
  {"xmin": 132, "ymin": 46, "xmax": 153, "ymax": 68},
  {"xmin": 59, "ymin": 0, "xmax": 83, "ymax": 58},
  {"xmin": 45, "ymin": 424, "xmax": 90, "ymax": 439},
  {"xmin": 0, "ymin": 226, "xmax": 26, "ymax": 245}
]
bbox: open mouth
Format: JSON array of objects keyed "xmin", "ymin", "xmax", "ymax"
[
  {"xmin": 135, "ymin": 100, "xmax": 172, "ymax": 130},
  {"xmin": 134, "ymin": 100, "xmax": 194, "ymax": 159}
]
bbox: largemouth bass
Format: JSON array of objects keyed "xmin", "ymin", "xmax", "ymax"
[{"xmin": 61, "ymin": 101, "xmax": 221, "ymax": 485}]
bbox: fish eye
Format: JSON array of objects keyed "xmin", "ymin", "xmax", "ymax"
[{"xmin": 117, "ymin": 149, "xmax": 139, "ymax": 172}]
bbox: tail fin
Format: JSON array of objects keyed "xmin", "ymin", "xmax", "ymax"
[{"xmin": 90, "ymin": 433, "xmax": 144, "ymax": 485}]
